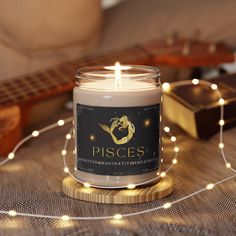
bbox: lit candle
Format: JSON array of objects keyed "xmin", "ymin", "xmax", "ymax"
[{"xmin": 73, "ymin": 63, "xmax": 162, "ymax": 188}]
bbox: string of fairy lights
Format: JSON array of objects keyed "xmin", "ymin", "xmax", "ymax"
[{"xmin": 0, "ymin": 79, "xmax": 235, "ymax": 222}]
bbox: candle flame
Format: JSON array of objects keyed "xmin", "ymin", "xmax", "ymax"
[
  {"xmin": 115, "ymin": 62, "xmax": 121, "ymax": 81},
  {"xmin": 104, "ymin": 62, "xmax": 132, "ymax": 89}
]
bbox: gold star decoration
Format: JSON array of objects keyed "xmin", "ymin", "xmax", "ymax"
[
  {"xmin": 144, "ymin": 119, "xmax": 151, "ymax": 127},
  {"xmin": 89, "ymin": 134, "xmax": 96, "ymax": 141}
]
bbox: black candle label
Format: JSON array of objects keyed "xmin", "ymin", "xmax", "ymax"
[{"xmin": 76, "ymin": 104, "xmax": 160, "ymax": 176}]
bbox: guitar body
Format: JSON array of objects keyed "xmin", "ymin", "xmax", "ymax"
[{"xmin": 0, "ymin": 105, "xmax": 22, "ymax": 156}]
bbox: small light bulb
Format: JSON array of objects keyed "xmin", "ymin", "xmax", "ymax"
[
  {"xmin": 32, "ymin": 130, "xmax": 39, "ymax": 137},
  {"xmin": 66, "ymin": 134, "xmax": 72, "ymax": 140},
  {"xmin": 113, "ymin": 214, "xmax": 122, "ymax": 220},
  {"xmin": 172, "ymin": 159, "xmax": 177, "ymax": 164},
  {"xmin": 164, "ymin": 126, "xmax": 170, "ymax": 133},
  {"xmin": 61, "ymin": 215, "xmax": 70, "ymax": 221},
  {"xmin": 160, "ymin": 172, "xmax": 166, "ymax": 178},
  {"xmin": 8, "ymin": 152, "xmax": 15, "ymax": 160},
  {"xmin": 211, "ymin": 84, "xmax": 218, "ymax": 90},
  {"xmin": 206, "ymin": 183, "xmax": 214, "ymax": 190},
  {"xmin": 61, "ymin": 150, "xmax": 67, "ymax": 155},
  {"xmin": 192, "ymin": 78, "xmax": 199, "ymax": 85},
  {"xmin": 171, "ymin": 136, "xmax": 176, "ymax": 142},
  {"xmin": 89, "ymin": 135, "xmax": 95, "ymax": 141},
  {"xmin": 64, "ymin": 167, "xmax": 69, "ymax": 173},
  {"xmin": 219, "ymin": 98, "xmax": 225, "ymax": 105},
  {"xmin": 8, "ymin": 210, "xmax": 17, "ymax": 216},
  {"xmin": 83, "ymin": 182, "xmax": 91, "ymax": 188},
  {"xmin": 174, "ymin": 147, "xmax": 179, "ymax": 152},
  {"xmin": 219, "ymin": 143, "xmax": 224, "ymax": 149},
  {"xmin": 127, "ymin": 184, "xmax": 136, "ymax": 189},
  {"xmin": 162, "ymin": 82, "xmax": 170, "ymax": 92},
  {"xmin": 161, "ymin": 159, "xmax": 163, "ymax": 163},
  {"xmin": 219, "ymin": 120, "xmax": 225, "ymax": 126},
  {"xmin": 157, "ymin": 172, "xmax": 160, "ymax": 176},
  {"xmin": 226, "ymin": 163, "xmax": 231, "ymax": 168},
  {"xmin": 58, "ymin": 120, "xmax": 65, "ymax": 126},
  {"xmin": 163, "ymin": 202, "xmax": 172, "ymax": 209}
]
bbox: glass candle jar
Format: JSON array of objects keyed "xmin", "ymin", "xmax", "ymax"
[{"xmin": 73, "ymin": 64, "xmax": 162, "ymax": 188}]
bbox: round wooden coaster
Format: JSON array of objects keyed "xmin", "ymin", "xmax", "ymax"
[{"xmin": 62, "ymin": 176, "xmax": 173, "ymax": 204}]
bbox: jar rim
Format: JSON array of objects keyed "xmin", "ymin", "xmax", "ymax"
[{"xmin": 76, "ymin": 65, "xmax": 160, "ymax": 80}]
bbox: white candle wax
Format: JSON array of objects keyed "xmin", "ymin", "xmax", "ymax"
[
  {"xmin": 74, "ymin": 79, "xmax": 161, "ymax": 107},
  {"xmin": 73, "ymin": 66, "xmax": 161, "ymax": 188}
]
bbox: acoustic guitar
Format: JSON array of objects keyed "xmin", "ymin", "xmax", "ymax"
[{"xmin": 0, "ymin": 38, "xmax": 234, "ymax": 156}]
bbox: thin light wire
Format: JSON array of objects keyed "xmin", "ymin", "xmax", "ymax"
[
  {"xmin": 0, "ymin": 173, "xmax": 235, "ymax": 221},
  {"xmin": 0, "ymin": 80, "xmax": 235, "ymax": 221}
]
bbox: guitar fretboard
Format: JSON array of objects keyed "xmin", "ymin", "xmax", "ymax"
[{"xmin": 0, "ymin": 45, "xmax": 150, "ymax": 107}]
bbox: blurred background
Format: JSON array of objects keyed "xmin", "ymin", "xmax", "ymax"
[{"xmin": 1, "ymin": 0, "xmax": 236, "ymax": 81}]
